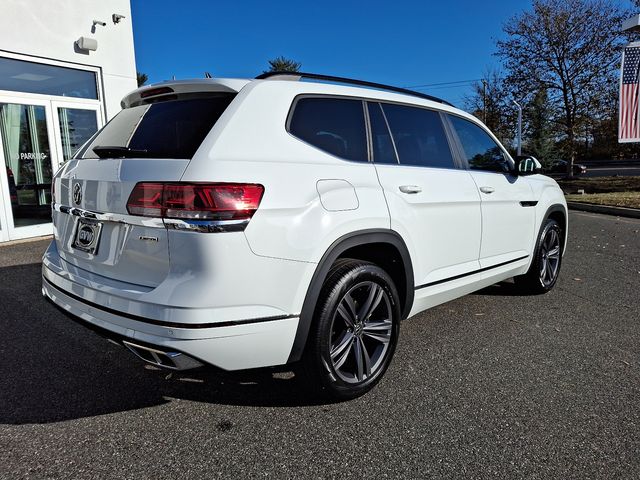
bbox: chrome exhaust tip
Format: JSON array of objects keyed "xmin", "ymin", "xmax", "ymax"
[{"xmin": 122, "ymin": 340, "xmax": 203, "ymax": 371}]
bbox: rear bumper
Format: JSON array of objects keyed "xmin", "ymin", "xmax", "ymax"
[
  {"xmin": 42, "ymin": 259, "xmax": 301, "ymax": 371},
  {"xmin": 44, "ymin": 295, "xmax": 205, "ymax": 370}
]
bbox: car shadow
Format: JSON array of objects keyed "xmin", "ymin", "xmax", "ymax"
[
  {"xmin": 472, "ymin": 280, "xmax": 524, "ymax": 297},
  {"xmin": 0, "ymin": 262, "xmax": 327, "ymax": 425}
]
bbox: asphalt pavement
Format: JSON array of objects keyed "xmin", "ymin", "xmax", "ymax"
[{"xmin": 1, "ymin": 211, "xmax": 639, "ymax": 479}]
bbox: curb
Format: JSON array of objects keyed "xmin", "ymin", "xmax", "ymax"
[
  {"xmin": 0, "ymin": 234, "xmax": 52, "ymax": 248},
  {"xmin": 567, "ymin": 202, "xmax": 640, "ymax": 219}
]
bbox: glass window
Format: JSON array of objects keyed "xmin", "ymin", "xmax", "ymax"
[
  {"xmin": 449, "ymin": 115, "xmax": 511, "ymax": 173},
  {"xmin": 0, "ymin": 103, "xmax": 53, "ymax": 226},
  {"xmin": 81, "ymin": 94, "xmax": 235, "ymax": 159},
  {"xmin": 381, "ymin": 104, "xmax": 455, "ymax": 169},
  {"xmin": 367, "ymin": 102, "xmax": 397, "ymax": 164},
  {"xmin": 58, "ymin": 108, "xmax": 98, "ymax": 161},
  {"xmin": 289, "ymin": 97, "xmax": 367, "ymax": 162},
  {"xmin": 0, "ymin": 57, "xmax": 97, "ymax": 99}
]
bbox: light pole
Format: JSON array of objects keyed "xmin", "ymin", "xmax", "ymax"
[{"xmin": 513, "ymin": 99, "xmax": 522, "ymax": 156}]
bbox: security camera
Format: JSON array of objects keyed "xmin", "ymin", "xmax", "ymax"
[
  {"xmin": 92, "ymin": 19, "xmax": 107, "ymax": 27},
  {"xmin": 112, "ymin": 13, "xmax": 126, "ymax": 24}
]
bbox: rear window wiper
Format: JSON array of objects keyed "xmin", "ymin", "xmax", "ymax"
[{"xmin": 92, "ymin": 146, "xmax": 150, "ymax": 158}]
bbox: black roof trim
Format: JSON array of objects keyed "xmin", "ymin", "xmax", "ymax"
[{"xmin": 255, "ymin": 71, "xmax": 454, "ymax": 107}]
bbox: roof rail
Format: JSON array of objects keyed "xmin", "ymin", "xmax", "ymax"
[{"xmin": 255, "ymin": 71, "xmax": 454, "ymax": 107}]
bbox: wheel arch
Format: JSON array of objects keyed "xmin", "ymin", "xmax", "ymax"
[
  {"xmin": 542, "ymin": 203, "xmax": 568, "ymax": 255},
  {"xmin": 287, "ymin": 229, "xmax": 414, "ymax": 363}
]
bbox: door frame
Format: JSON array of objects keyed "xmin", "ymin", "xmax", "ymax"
[
  {"xmin": 0, "ymin": 94, "xmax": 103, "ymax": 241},
  {"xmin": 0, "ymin": 94, "xmax": 59, "ymax": 241}
]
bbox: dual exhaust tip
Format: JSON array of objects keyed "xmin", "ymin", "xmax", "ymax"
[{"xmin": 121, "ymin": 340, "xmax": 203, "ymax": 371}]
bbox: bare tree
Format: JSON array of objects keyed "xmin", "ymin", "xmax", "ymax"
[
  {"xmin": 496, "ymin": 0, "xmax": 629, "ymax": 175},
  {"xmin": 464, "ymin": 70, "xmax": 516, "ymax": 149}
]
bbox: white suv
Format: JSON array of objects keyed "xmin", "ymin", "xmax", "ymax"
[{"xmin": 42, "ymin": 72, "xmax": 567, "ymax": 399}]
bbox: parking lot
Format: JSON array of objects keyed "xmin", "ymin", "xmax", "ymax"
[{"xmin": 1, "ymin": 211, "xmax": 639, "ymax": 479}]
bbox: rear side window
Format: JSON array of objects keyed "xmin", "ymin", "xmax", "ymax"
[
  {"xmin": 81, "ymin": 94, "xmax": 235, "ymax": 159},
  {"xmin": 381, "ymin": 104, "xmax": 455, "ymax": 169},
  {"xmin": 448, "ymin": 115, "xmax": 511, "ymax": 173},
  {"xmin": 367, "ymin": 102, "xmax": 397, "ymax": 164},
  {"xmin": 288, "ymin": 97, "xmax": 367, "ymax": 162}
]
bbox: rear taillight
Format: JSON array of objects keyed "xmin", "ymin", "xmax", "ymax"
[
  {"xmin": 127, "ymin": 183, "xmax": 264, "ymax": 221},
  {"xmin": 127, "ymin": 183, "xmax": 164, "ymax": 217}
]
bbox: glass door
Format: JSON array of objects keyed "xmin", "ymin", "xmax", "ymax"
[
  {"xmin": 51, "ymin": 100, "xmax": 101, "ymax": 162},
  {"xmin": 0, "ymin": 96, "xmax": 58, "ymax": 240},
  {"xmin": 0, "ymin": 96, "xmax": 102, "ymax": 241}
]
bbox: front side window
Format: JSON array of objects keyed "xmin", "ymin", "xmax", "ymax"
[
  {"xmin": 448, "ymin": 115, "xmax": 511, "ymax": 173},
  {"xmin": 289, "ymin": 97, "xmax": 367, "ymax": 162},
  {"xmin": 381, "ymin": 103, "xmax": 455, "ymax": 169},
  {"xmin": 81, "ymin": 94, "xmax": 235, "ymax": 159}
]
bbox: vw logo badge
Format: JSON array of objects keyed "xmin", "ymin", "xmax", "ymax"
[
  {"xmin": 77, "ymin": 224, "xmax": 95, "ymax": 246},
  {"xmin": 73, "ymin": 183, "xmax": 82, "ymax": 205}
]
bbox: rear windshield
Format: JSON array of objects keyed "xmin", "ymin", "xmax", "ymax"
[{"xmin": 80, "ymin": 93, "xmax": 236, "ymax": 159}]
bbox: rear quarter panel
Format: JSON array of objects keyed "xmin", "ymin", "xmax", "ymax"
[{"xmin": 180, "ymin": 81, "xmax": 391, "ymax": 264}]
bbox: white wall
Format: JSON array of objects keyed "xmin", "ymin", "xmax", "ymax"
[{"xmin": 0, "ymin": 0, "xmax": 137, "ymax": 119}]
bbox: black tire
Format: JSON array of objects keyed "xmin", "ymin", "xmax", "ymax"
[
  {"xmin": 514, "ymin": 218, "xmax": 563, "ymax": 294},
  {"xmin": 300, "ymin": 259, "xmax": 401, "ymax": 401}
]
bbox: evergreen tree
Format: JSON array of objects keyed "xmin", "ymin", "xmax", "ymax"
[
  {"xmin": 136, "ymin": 72, "xmax": 148, "ymax": 87},
  {"xmin": 525, "ymin": 89, "xmax": 557, "ymax": 166},
  {"xmin": 265, "ymin": 56, "xmax": 302, "ymax": 73}
]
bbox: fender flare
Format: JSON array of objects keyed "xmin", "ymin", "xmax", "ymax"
[
  {"xmin": 287, "ymin": 229, "xmax": 414, "ymax": 363},
  {"xmin": 541, "ymin": 203, "xmax": 568, "ymax": 254},
  {"xmin": 544, "ymin": 203, "xmax": 567, "ymax": 218}
]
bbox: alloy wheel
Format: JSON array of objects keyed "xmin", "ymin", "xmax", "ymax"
[
  {"xmin": 329, "ymin": 281, "xmax": 393, "ymax": 384},
  {"xmin": 539, "ymin": 227, "xmax": 561, "ymax": 287}
]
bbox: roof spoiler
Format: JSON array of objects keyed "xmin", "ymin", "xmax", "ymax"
[{"xmin": 121, "ymin": 78, "xmax": 250, "ymax": 108}]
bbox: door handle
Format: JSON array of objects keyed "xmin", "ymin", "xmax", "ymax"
[
  {"xmin": 399, "ymin": 185, "xmax": 422, "ymax": 194},
  {"xmin": 479, "ymin": 186, "xmax": 495, "ymax": 194}
]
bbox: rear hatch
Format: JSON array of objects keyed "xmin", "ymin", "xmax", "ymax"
[{"xmin": 53, "ymin": 86, "xmax": 238, "ymax": 288}]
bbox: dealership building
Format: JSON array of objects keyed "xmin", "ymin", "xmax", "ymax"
[{"xmin": 0, "ymin": 0, "xmax": 137, "ymax": 243}]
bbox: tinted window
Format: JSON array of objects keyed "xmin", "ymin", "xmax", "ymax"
[
  {"xmin": 381, "ymin": 104, "xmax": 454, "ymax": 169},
  {"xmin": 449, "ymin": 115, "xmax": 511, "ymax": 173},
  {"xmin": 367, "ymin": 102, "xmax": 397, "ymax": 164},
  {"xmin": 289, "ymin": 97, "xmax": 367, "ymax": 161},
  {"xmin": 82, "ymin": 94, "xmax": 235, "ymax": 159}
]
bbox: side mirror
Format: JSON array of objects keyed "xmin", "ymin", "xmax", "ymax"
[{"xmin": 515, "ymin": 155, "xmax": 542, "ymax": 176}]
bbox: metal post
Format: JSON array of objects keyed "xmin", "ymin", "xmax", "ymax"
[{"xmin": 513, "ymin": 100, "xmax": 522, "ymax": 156}]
